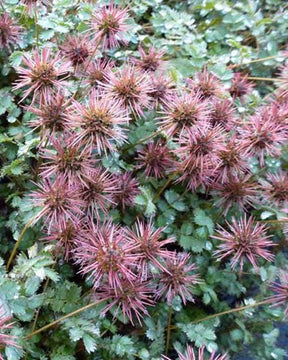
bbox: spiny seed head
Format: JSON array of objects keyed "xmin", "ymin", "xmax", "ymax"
[
  {"xmin": 31, "ymin": 176, "xmax": 84, "ymax": 232},
  {"xmin": 89, "ymin": 2, "xmax": 130, "ymax": 50},
  {"xmin": 27, "ymin": 92, "xmax": 71, "ymax": 137},
  {"xmin": 73, "ymin": 219, "xmax": 140, "ymax": 290},
  {"xmin": 99, "ymin": 278, "xmax": 154, "ymax": 325},
  {"xmin": 132, "ymin": 46, "xmax": 165, "ymax": 73},
  {"xmin": 39, "ymin": 132, "xmax": 97, "ymax": 186},
  {"xmin": 20, "ymin": 0, "xmax": 49, "ymax": 16},
  {"xmin": 101, "ymin": 65, "xmax": 152, "ymax": 116},
  {"xmin": 237, "ymin": 112, "xmax": 287, "ymax": 166},
  {"xmin": 215, "ymin": 136, "xmax": 250, "ymax": 184},
  {"xmin": 260, "ymin": 171, "xmax": 288, "ymax": 208},
  {"xmin": 83, "ymin": 57, "xmax": 115, "ymax": 88},
  {"xmin": 186, "ymin": 67, "xmax": 225, "ymax": 100},
  {"xmin": 80, "ymin": 167, "xmax": 118, "ymax": 217},
  {"xmin": 43, "ymin": 219, "xmax": 81, "ymax": 261},
  {"xmin": 155, "ymin": 252, "xmax": 200, "ymax": 305},
  {"xmin": 209, "ymin": 99, "xmax": 236, "ymax": 130},
  {"xmin": 60, "ymin": 35, "xmax": 91, "ymax": 69},
  {"xmin": 68, "ymin": 90, "xmax": 129, "ymax": 154},
  {"xmin": 0, "ymin": 12, "xmax": 22, "ymax": 52},
  {"xmin": 136, "ymin": 139, "xmax": 175, "ymax": 179},
  {"xmin": 213, "ymin": 215, "xmax": 275, "ymax": 272},
  {"xmin": 13, "ymin": 47, "xmax": 71, "ymax": 105},
  {"xmin": 124, "ymin": 220, "xmax": 175, "ymax": 280},
  {"xmin": 148, "ymin": 74, "xmax": 176, "ymax": 108},
  {"xmin": 159, "ymin": 92, "xmax": 210, "ymax": 138},
  {"xmin": 212, "ymin": 174, "xmax": 260, "ymax": 215},
  {"xmin": 112, "ymin": 172, "xmax": 140, "ymax": 211},
  {"xmin": 229, "ymin": 72, "xmax": 254, "ymax": 100}
]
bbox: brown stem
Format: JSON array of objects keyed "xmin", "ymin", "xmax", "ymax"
[
  {"xmin": 228, "ymin": 55, "xmax": 281, "ymax": 69},
  {"xmin": 247, "ymin": 76, "xmax": 284, "ymax": 82},
  {"xmin": 6, "ymin": 216, "xmax": 37, "ymax": 271},
  {"xmin": 165, "ymin": 306, "xmax": 173, "ymax": 355},
  {"xmin": 190, "ymin": 299, "xmax": 272, "ymax": 324},
  {"xmin": 153, "ymin": 171, "xmax": 179, "ymax": 202},
  {"xmin": 24, "ymin": 297, "xmax": 109, "ymax": 339},
  {"xmin": 122, "ymin": 129, "xmax": 164, "ymax": 153}
]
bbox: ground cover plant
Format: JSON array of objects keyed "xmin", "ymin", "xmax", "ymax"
[{"xmin": 0, "ymin": 0, "xmax": 288, "ymax": 359}]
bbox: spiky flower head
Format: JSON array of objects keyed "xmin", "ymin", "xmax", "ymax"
[
  {"xmin": 162, "ymin": 344, "xmax": 228, "ymax": 360},
  {"xmin": 148, "ymin": 74, "xmax": 175, "ymax": 108},
  {"xmin": 31, "ymin": 177, "xmax": 84, "ymax": 231},
  {"xmin": 99, "ymin": 278, "xmax": 154, "ymax": 325},
  {"xmin": 89, "ymin": 2, "xmax": 130, "ymax": 50},
  {"xmin": 209, "ymin": 99, "xmax": 236, "ymax": 130},
  {"xmin": 60, "ymin": 35, "xmax": 91, "ymax": 70},
  {"xmin": 155, "ymin": 252, "xmax": 200, "ymax": 305},
  {"xmin": 175, "ymin": 156, "xmax": 215, "ymax": 192},
  {"xmin": 73, "ymin": 219, "xmax": 139, "ymax": 290},
  {"xmin": 0, "ymin": 12, "xmax": 22, "ymax": 52},
  {"xmin": 80, "ymin": 167, "xmax": 118, "ymax": 217},
  {"xmin": 269, "ymin": 270, "xmax": 288, "ymax": 317},
  {"xmin": 136, "ymin": 139, "xmax": 175, "ymax": 179},
  {"xmin": 124, "ymin": 220, "xmax": 175, "ymax": 280},
  {"xmin": 27, "ymin": 92, "xmax": 71, "ymax": 138},
  {"xmin": 186, "ymin": 68, "xmax": 225, "ymax": 100},
  {"xmin": 13, "ymin": 47, "xmax": 71, "ymax": 105},
  {"xmin": 132, "ymin": 46, "xmax": 165, "ymax": 73},
  {"xmin": 83, "ymin": 57, "xmax": 115, "ymax": 88},
  {"xmin": 112, "ymin": 172, "xmax": 140, "ymax": 211},
  {"xmin": 159, "ymin": 92, "xmax": 210, "ymax": 138},
  {"xmin": 215, "ymin": 136, "xmax": 250, "ymax": 184},
  {"xmin": 0, "ymin": 306, "xmax": 20, "ymax": 360},
  {"xmin": 20, "ymin": 0, "xmax": 49, "ymax": 16},
  {"xmin": 213, "ymin": 215, "xmax": 275, "ymax": 272},
  {"xmin": 68, "ymin": 90, "xmax": 129, "ymax": 154},
  {"xmin": 259, "ymin": 172, "xmax": 287, "ymax": 209},
  {"xmin": 212, "ymin": 174, "xmax": 259, "ymax": 215},
  {"xmin": 43, "ymin": 219, "xmax": 80, "ymax": 261},
  {"xmin": 39, "ymin": 132, "xmax": 97, "ymax": 186},
  {"xmin": 229, "ymin": 72, "xmax": 254, "ymax": 100},
  {"xmin": 237, "ymin": 112, "xmax": 287, "ymax": 166},
  {"xmin": 102, "ymin": 65, "xmax": 152, "ymax": 116},
  {"xmin": 174, "ymin": 122, "xmax": 225, "ymax": 170}
]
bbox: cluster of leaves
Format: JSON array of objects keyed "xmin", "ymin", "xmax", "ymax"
[{"xmin": 0, "ymin": 0, "xmax": 288, "ymax": 360}]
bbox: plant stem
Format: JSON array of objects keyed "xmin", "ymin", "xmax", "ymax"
[
  {"xmin": 191, "ymin": 299, "xmax": 272, "ymax": 324},
  {"xmin": 24, "ymin": 297, "xmax": 109, "ymax": 339},
  {"xmin": 122, "ymin": 129, "xmax": 164, "ymax": 153},
  {"xmin": 6, "ymin": 216, "xmax": 37, "ymax": 271},
  {"xmin": 228, "ymin": 55, "xmax": 281, "ymax": 69},
  {"xmin": 34, "ymin": 9, "xmax": 39, "ymax": 49},
  {"xmin": 165, "ymin": 306, "xmax": 173, "ymax": 355},
  {"xmin": 247, "ymin": 76, "xmax": 284, "ymax": 82},
  {"xmin": 153, "ymin": 171, "xmax": 179, "ymax": 202}
]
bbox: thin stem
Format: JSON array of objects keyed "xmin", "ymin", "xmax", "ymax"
[
  {"xmin": 34, "ymin": 9, "xmax": 39, "ymax": 49},
  {"xmin": 260, "ymin": 219, "xmax": 288, "ymax": 224},
  {"xmin": 122, "ymin": 129, "xmax": 164, "ymax": 153},
  {"xmin": 165, "ymin": 306, "xmax": 173, "ymax": 355},
  {"xmin": 191, "ymin": 299, "xmax": 272, "ymax": 324},
  {"xmin": 228, "ymin": 55, "xmax": 281, "ymax": 69},
  {"xmin": 6, "ymin": 216, "xmax": 37, "ymax": 271},
  {"xmin": 24, "ymin": 297, "xmax": 109, "ymax": 339},
  {"xmin": 153, "ymin": 171, "xmax": 179, "ymax": 202},
  {"xmin": 247, "ymin": 76, "xmax": 284, "ymax": 82}
]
